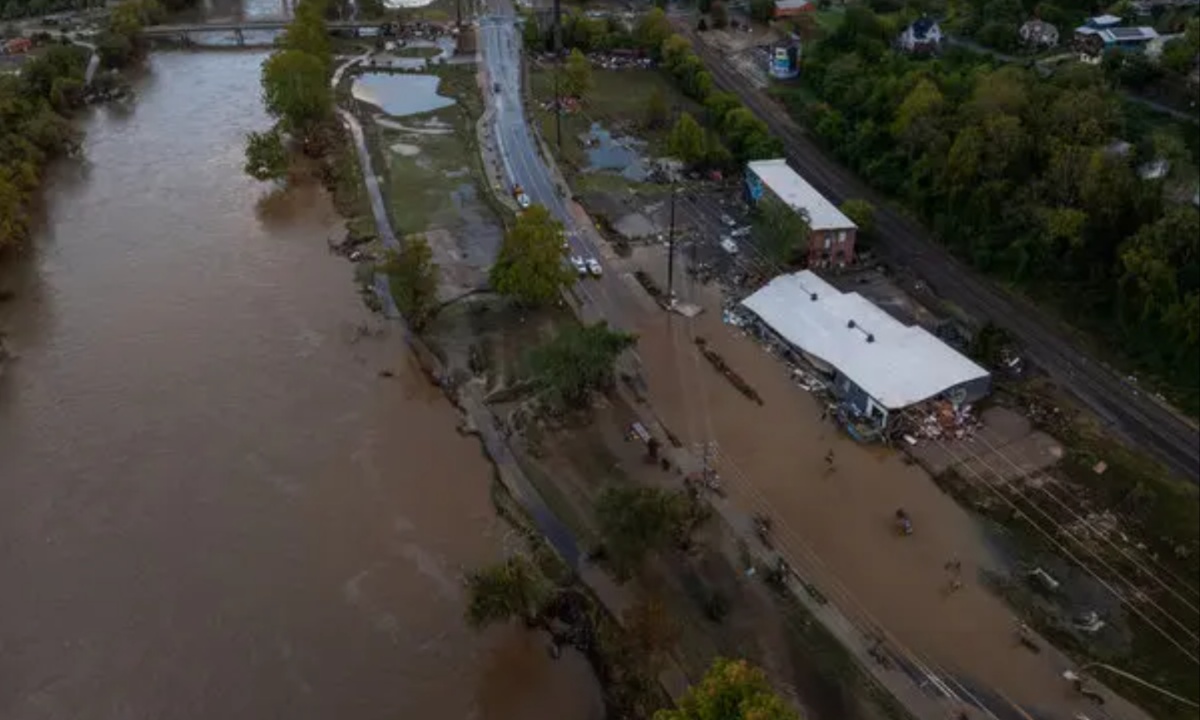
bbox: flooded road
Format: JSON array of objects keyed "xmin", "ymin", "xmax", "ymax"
[{"xmin": 0, "ymin": 51, "xmax": 602, "ymax": 720}]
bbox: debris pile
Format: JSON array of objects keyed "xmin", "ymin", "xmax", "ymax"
[
  {"xmin": 908, "ymin": 400, "xmax": 981, "ymax": 441},
  {"xmin": 586, "ymin": 51, "xmax": 655, "ymax": 70},
  {"xmin": 694, "ymin": 337, "xmax": 763, "ymax": 405}
]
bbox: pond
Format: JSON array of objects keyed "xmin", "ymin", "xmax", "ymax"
[
  {"xmin": 583, "ymin": 122, "xmax": 649, "ymax": 182},
  {"xmin": 351, "ymin": 72, "xmax": 455, "ymax": 117}
]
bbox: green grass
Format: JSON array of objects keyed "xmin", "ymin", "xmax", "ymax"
[
  {"xmin": 528, "ymin": 67, "xmax": 701, "ymax": 173},
  {"xmin": 393, "ymin": 45, "xmax": 442, "ymax": 58},
  {"xmin": 360, "ymin": 64, "xmax": 492, "ymax": 235}
]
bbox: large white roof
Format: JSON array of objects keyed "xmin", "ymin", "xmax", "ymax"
[
  {"xmin": 747, "ymin": 159, "xmax": 856, "ymax": 231},
  {"xmin": 740, "ymin": 271, "xmax": 989, "ymax": 410}
]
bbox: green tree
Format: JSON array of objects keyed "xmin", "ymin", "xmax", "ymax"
[
  {"xmin": 243, "ymin": 128, "xmax": 289, "ymax": 181},
  {"xmin": 261, "ymin": 49, "xmax": 332, "ymax": 138},
  {"xmin": 655, "ymin": 658, "xmax": 799, "ymax": 720},
  {"xmin": 667, "ymin": 111, "xmax": 707, "ymax": 165},
  {"xmin": 527, "ymin": 321, "xmax": 637, "ymax": 408},
  {"xmin": 490, "ymin": 204, "xmax": 575, "ymax": 306},
  {"xmin": 634, "ymin": 7, "xmax": 672, "ymax": 57},
  {"xmin": 279, "ymin": 0, "xmax": 332, "ymax": 70},
  {"xmin": 464, "ymin": 556, "xmax": 555, "ymax": 630},
  {"xmin": 382, "ymin": 235, "xmax": 441, "ymax": 330},
  {"xmin": 595, "ymin": 486, "xmax": 691, "ymax": 579},
  {"xmin": 839, "ymin": 198, "xmax": 875, "ymax": 237},
  {"xmin": 0, "ymin": 175, "xmax": 30, "ymax": 251},
  {"xmin": 564, "ymin": 48, "xmax": 593, "ymax": 98},
  {"xmin": 522, "ymin": 12, "xmax": 544, "ymax": 50},
  {"xmin": 711, "ymin": 0, "xmax": 729, "ymax": 28},
  {"xmin": 754, "ymin": 195, "xmax": 810, "ymax": 264},
  {"xmin": 645, "ymin": 86, "xmax": 669, "ymax": 129}
]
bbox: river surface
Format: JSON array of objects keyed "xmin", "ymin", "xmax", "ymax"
[{"xmin": 0, "ymin": 50, "xmax": 602, "ymax": 720}]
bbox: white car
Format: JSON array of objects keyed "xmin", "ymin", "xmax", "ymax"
[
  {"xmin": 720, "ymin": 237, "xmax": 739, "ymax": 255},
  {"xmin": 517, "ymin": 194, "xmax": 531, "ymax": 210},
  {"xmin": 570, "ymin": 255, "xmax": 588, "ymax": 276},
  {"xmin": 720, "ymin": 213, "xmax": 736, "ymax": 227},
  {"xmin": 587, "ymin": 258, "xmax": 603, "ymax": 277},
  {"xmin": 731, "ymin": 226, "xmax": 751, "ymax": 238}
]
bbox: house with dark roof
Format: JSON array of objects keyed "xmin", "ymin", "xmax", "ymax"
[{"xmin": 899, "ymin": 17, "xmax": 943, "ymax": 53}]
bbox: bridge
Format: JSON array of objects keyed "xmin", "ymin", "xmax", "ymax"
[{"xmin": 141, "ymin": 19, "xmax": 391, "ymax": 44}]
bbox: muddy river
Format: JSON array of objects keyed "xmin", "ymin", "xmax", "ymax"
[{"xmin": 0, "ymin": 50, "xmax": 601, "ymax": 720}]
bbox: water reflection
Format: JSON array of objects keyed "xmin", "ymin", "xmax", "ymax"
[
  {"xmin": 351, "ymin": 72, "xmax": 455, "ymax": 116},
  {"xmin": 584, "ymin": 122, "xmax": 648, "ymax": 181}
]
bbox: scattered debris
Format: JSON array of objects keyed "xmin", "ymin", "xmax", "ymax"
[{"xmin": 694, "ymin": 337, "xmax": 763, "ymax": 405}]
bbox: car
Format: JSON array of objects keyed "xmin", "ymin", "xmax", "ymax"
[
  {"xmin": 731, "ymin": 226, "xmax": 751, "ymax": 238},
  {"xmin": 587, "ymin": 258, "xmax": 603, "ymax": 277},
  {"xmin": 720, "ymin": 237, "xmax": 739, "ymax": 255},
  {"xmin": 516, "ymin": 193, "xmax": 531, "ymax": 210},
  {"xmin": 570, "ymin": 255, "xmax": 588, "ymax": 276},
  {"xmin": 720, "ymin": 213, "xmax": 736, "ymax": 227}
]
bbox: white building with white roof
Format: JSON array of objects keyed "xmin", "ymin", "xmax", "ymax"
[{"xmin": 740, "ymin": 271, "xmax": 991, "ymax": 429}]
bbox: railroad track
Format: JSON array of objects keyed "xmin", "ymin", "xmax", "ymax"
[{"xmin": 681, "ymin": 26, "xmax": 1200, "ymax": 481}]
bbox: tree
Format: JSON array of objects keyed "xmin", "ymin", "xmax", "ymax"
[
  {"xmin": 564, "ymin": 48, "xmax": 593, "ymax": 98},
  {"xmin": 667, "ymin": 112, "xmax": 707, "ymax": 165},
  {"xmin": 382, "ymin": 236, "xmax": 441, "ymax": 330},
  {"xmin": 527, "ymin": 321, "xmax": 637, "ymax": 408},
  {"xmin": 243, "ymin": 129, "xmax": 289, "ymax": 181},
  {"xmin": 595, "ymin": 486, "xmax": 691, "ymax": 579},
  {"xmin": 489, "ymin": 204, "xmax": 575, "ymax": 306},
  {"xmin": 634, "ymin": 7, "xmax": 672, "ymax": 57},
  {"xmin": 464, "ymin": 556, "xmax": 555, "ymax": 630},
  {"xmin": 279, "ymin": 0, "xmax": 332, "ymax": 70},
  {"xmin": 645, "ymin": 86, "xmax": 669, "ymax": 129},
  {"xmin": 522, "ymin": 12, "xmax": 544, "ymax": 51},
  {"xmin": 711, "ymin": 0, "xmax": 729, "ymax": 29},
  {"xmin": 261, "ymin": 49, "xmax": 333, "ymax": 138},
  {"xmin": 839, "ymin": 198, "xmax": 875, "ymax": 237},
  {"xmin": 754, "ymin": 196, "xmax": 810, "ymax": 264},
  {"xmin": 655, "ymin": 657, "xmax": 799, "ymax": 720}
]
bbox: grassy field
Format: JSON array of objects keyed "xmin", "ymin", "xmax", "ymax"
[
  {"xmin": 528, "ymin": 66, "xmax": 701, "ymax": 173},
  {"xmin": 356, "ymin": 64, "xmax": 495, "ymax": 235}
]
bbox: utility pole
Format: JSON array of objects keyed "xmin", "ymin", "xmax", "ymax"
[
  {"xmin": 666, "ymin": 185, "xmax": 677, "ymax": 306},
  {"xmin": 552, "ymin": 0, "xmax": 563, "ymax": 150}
]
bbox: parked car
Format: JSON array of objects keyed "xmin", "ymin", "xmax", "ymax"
[
  {"xmin": 570, "ymin": 255, "xmax": 588, "ymax": 276},
  {"xmin": 587, "ymin": 258, "xmax": 603, "ymax": 277},
  {"xmin": 720, "ymin": 213, "xmax": 736, "ymax": 227},
  {"xmin": 720, "ymin": 237, "xmax": 739, "ymax": 255}
]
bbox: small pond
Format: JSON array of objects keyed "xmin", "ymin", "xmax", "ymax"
[
  {"xmin": 583, "ymin": 122, "xmax": 649, "ymax": 182},
  {"xmin": 351, "ymin": 72, "xmax": 455, "ymax": 117}
]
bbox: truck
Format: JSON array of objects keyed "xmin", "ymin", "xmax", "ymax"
[{"xmin": 512, "ymin": 184, "xmax": 531, "ymax": 210}]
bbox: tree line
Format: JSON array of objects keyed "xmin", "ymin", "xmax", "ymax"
[
  {"xmin": 243, "ymin": 0, "xmax": 335, "ymax": 181},
  {"xmin": 784, "ymin": 6, "xmax": 1199, "ymax": 412},
  {"xmin": 0, "ymin": 43, "xmax": 87, "ymax": 252}
]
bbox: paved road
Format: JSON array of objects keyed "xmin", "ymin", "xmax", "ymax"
[
  {"xmin": 478, "ymin": 5, "xmax": 636, "ymax": 333},
  {"xmin": 680, "ymin": 24, "xmax": 1200, "ymax": 482}
]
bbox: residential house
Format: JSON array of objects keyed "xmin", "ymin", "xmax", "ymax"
[
  {"xmin": 745, "ymin": 159, "xmax": 858, "ymax": 269},
  {"xmin": 773, "ymin": 0, "xmax": 815, "ymax": 18},
  {"xmin": 1019, "ymin": 19, "xmax": 1059, "ymax": 48},
  {"xmin": 899, "ymin": 17, "xmax": 943, "ymax": 53}
]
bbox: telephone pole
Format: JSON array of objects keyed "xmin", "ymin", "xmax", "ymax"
[{"xmin": 666, "ymin": 185, "xmax": 677, "ymax": 306}]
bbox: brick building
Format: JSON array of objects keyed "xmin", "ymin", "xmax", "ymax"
[{"xmin": 745, "ymin": 158, "xmax": 857, "ymax": 269}]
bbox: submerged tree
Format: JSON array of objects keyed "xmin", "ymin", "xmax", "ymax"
[
  {"xmin": 464, "ymin": 556, "xmax": 556, "ymax": 630},
  {"xmin": 261, "ymin": 49, "xmax": 333, "ymax": 141},
  {"xmin": 489, "ymin": 204, "xmax": 575, "ymax": 306},
  {"xmin": 382, "ymin": 235, "xmax": 441, "ymax": 331},
  {"xmin": 243, "ymin": 129, "xmax": 289, "ymax": 181},
  {"xmin": 656, "ymin": 657, "xmax": 799, "ymax": 720},
  {"xmin": 527, "ymin": 321, "xmax": 637, "ymax": 409}
]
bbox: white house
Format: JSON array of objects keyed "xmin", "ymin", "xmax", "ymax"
[
  {"xmin": 899, "ymin": 17, "xmax": 943, "ymax": 53},
  {"xmin": 1019, "ymin": 19, "xmax": 1059, "ymax": 48}
]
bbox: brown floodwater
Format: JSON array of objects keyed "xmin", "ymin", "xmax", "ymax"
[{"xmin": 0, "ymin": 51, "xmax": 602, "ymax": 720}]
